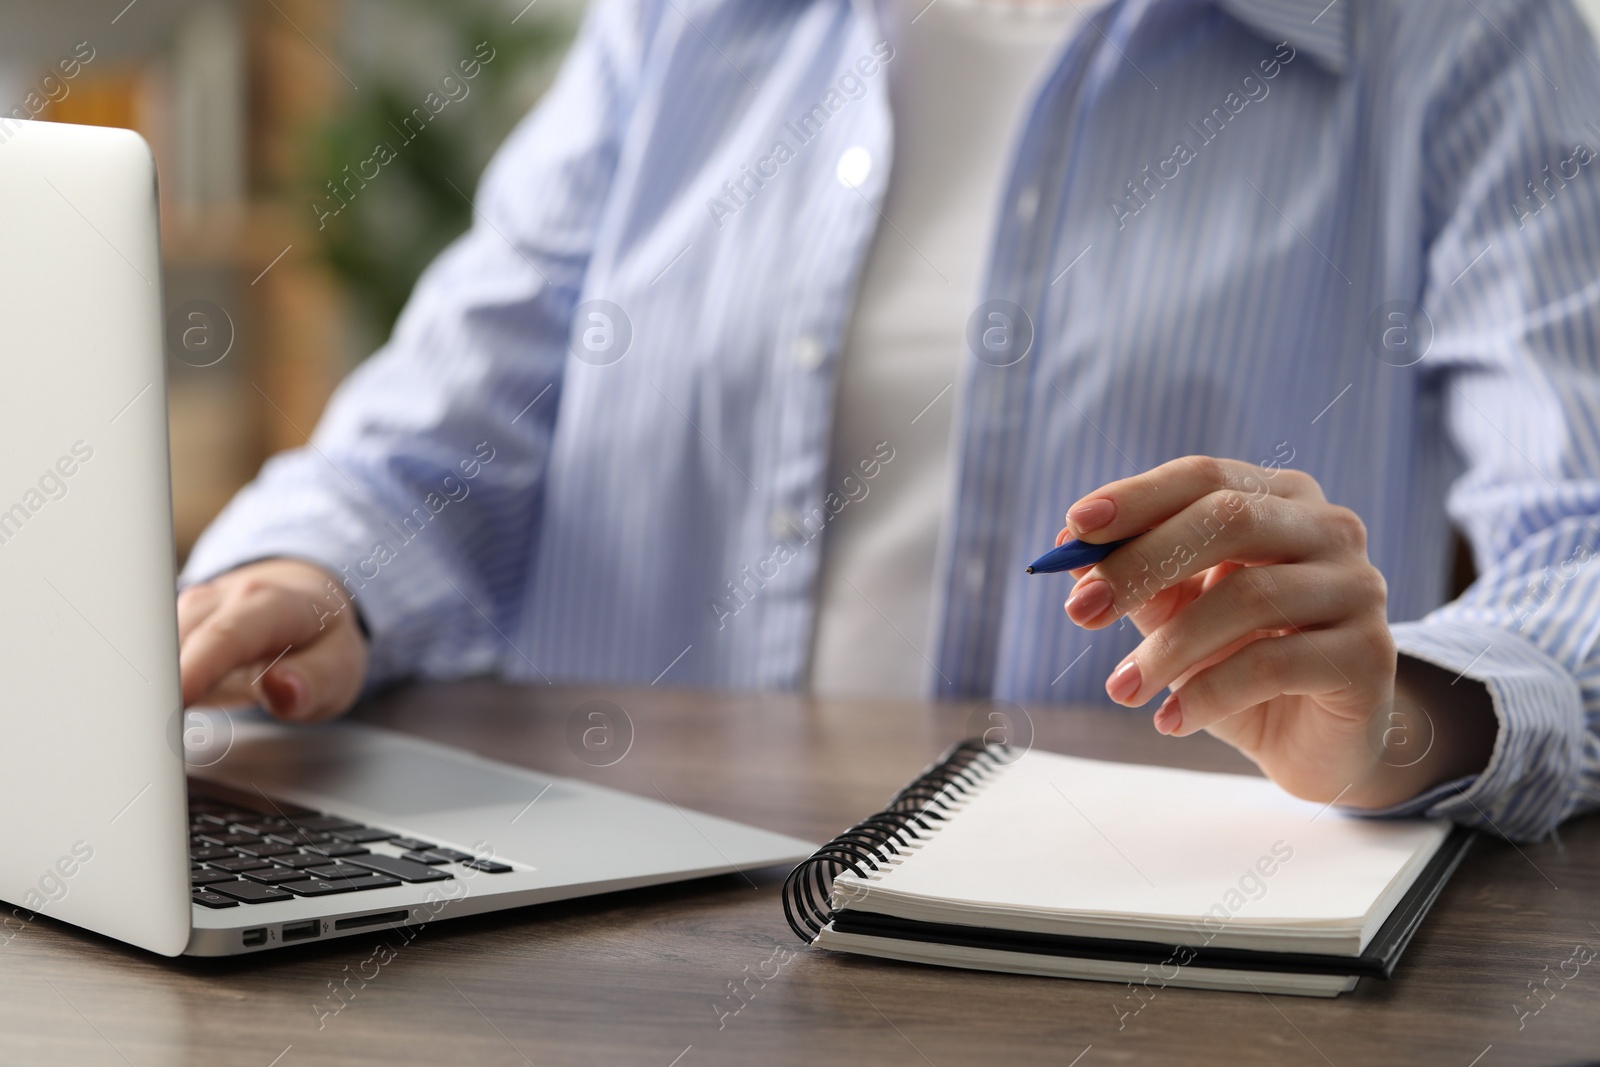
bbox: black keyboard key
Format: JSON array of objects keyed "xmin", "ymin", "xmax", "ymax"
[
  {"xmin": 304, "ymin": 863, "xmax": 373, "ymax": 880},
  {"xmin": 282, "ymin": 878, "xmax": 357, "ymax": 897},
  {"xmin": 422, "ymin": 848, "xmax": 474, "ymax": 863},
  {"xmin": 342, "ymin": 874, "xmax": 401, "ymax": 892},
  {"xmin": 343, "ymin": 854, "xmax": 453, "ymax": 883},
  {"xmin": 301, "ymin": 843, "xmax": 371, "ymax": 859},
  {"xmin": 207, "ymin": 856, "xmax": 272, "ymax": 873},
  {"xmin": 187, "ymin": 800, "xmax": 231, "ymax": 813},
  {"xmin": 213, "ymin": 810, "xmax": 266, "ymax": 825},
  {"xmin": 231, "ymin": 820, "xmax": 293, "ymax": 835},
  {"xmin": 266, "ymin": 830, "xmax": 332, "ymax": 847},
  {"xmin": 195, "ymin": 832, "xmax": 263, "ymax": 848},
  {"xmin": 389, "ymin": 837, "xmax": 435, "ymax": 852},
  {"xmin": 401, "ymin": 851, "xmax": 449, "ymax": 866},
  {"xmin": 287, "ymin": 815, "xmax": 363, "ymax": 832},
  {"xmin": 208, "ymin": 880, "xmax": 295, "ymax": 904},
  {"xmin": 272, "ymin": 853, "xmax": 328, "ymax": 869},
  {"xmin": 285, "ymin": 873, "xmax": 401, "ymax": 897},
  {"xmin": 330, "ymin": 827, "xmax": 396, "ymax": 844},
  {"xmin": 191, "ymin": 870, "xmax": 240, "ymax": 886},
  {"xmin": 192, "ymin": 889, "xmax": 240, "ymax": 909},
  {"xmin": 235, "ymin": 842, "xmax": 300, "ymax": 859},
  {"xmin": 459, "ymin": 859, "xmax": 513, "ymax": 874},
  {"xmin": 242, "ymin": 867, "xmax": 313, "ymax": 886},
  {"xmin": 190, "ymin": 846, "xmax": 234, "ymax": 862}
]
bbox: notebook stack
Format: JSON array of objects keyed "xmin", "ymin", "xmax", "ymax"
[{"xmin": 785, "ymin": 742, "xmax": 1472, "ymax": 996}]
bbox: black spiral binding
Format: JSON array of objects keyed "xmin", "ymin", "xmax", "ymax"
[{"xmin": 783, "ymin": 739, "xmax": 1009, "ymax": 943}]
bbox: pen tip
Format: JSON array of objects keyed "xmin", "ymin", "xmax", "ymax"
[{"xmin": 1024, "ymin": 566, "xmax": 1035, "ymax": 574}]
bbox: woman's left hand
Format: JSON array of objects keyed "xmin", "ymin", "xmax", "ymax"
[{"xmin": 1059, "ymin": 455, "xmax": 1402, "ymax": 805}]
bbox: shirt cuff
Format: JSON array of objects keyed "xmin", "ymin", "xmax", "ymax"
[
  {"xmin": 179, "ymin": 458, "xmax": 495, "ymax": 687},
  {"xmin": 1354, "ymin": 619, "xmax": 1585, "ymax": 841}
]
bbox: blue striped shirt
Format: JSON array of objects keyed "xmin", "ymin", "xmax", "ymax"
[{"xmin": 185, "ymin": 0, "xmax": 1600, "ymax": 840}]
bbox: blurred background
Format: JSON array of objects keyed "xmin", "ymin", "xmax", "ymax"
[
  {"xmin": 0, "ymin": 0, "xmax": 580, "ymax": 560},
  {"xmin": 7, "ymin": 0, "xmax": 1600, "ymax": 573}
]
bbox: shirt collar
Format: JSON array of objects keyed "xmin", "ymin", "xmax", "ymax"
[{"xmin": 1212, "ymin": 0, "xmax": 1350, "ymax": 74}]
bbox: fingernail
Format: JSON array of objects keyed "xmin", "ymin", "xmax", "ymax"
[
  {"xmin": 264, "ymin": 670, "xmax": 308, "ymax": 719},
  {"xmin": 1106, "ymin": 659, "xmax": 1142, "ymax": 704},
  {"xmin": 1067, "ymin": 498, "xmax": 1116, "ymax": 537},
  {"xmin": 1065, "ymin": 579, "xmax": 1114, "ymax": 624},
  {"xmin": 1153, "ymin": 693, "xmax": 1182, "ymax": 735}
]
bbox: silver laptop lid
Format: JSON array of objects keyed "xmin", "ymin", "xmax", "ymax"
[{"xmin": 0, "ymin": 119, "xmax": 190, "ymax": 955}]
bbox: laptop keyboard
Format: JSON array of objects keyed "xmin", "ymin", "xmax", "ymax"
[{"xmin": 187, "ymin": 782, "xmax": 512, "ymax": 910}]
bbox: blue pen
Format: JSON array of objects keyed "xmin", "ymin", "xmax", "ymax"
[{"xmin": 1024, "ymin": 535, "xmax": 1139, "ymax": 574}]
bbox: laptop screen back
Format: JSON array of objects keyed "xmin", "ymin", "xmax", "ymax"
[{"xmin": 0, "ymin": 120, "xmax": 190, "ymax": 955}]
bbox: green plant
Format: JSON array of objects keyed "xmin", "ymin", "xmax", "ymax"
[{"xmin": 304, "ymin": 2, "xmax": 574, "ymax": 342}]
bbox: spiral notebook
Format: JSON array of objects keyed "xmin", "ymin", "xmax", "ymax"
[{"xmin": 785, "ymin": 742, "xmax": 1473, "ymax": 997}]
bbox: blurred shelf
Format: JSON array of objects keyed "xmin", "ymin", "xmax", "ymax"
[
  {"xmin": 160, "ymin": 202, "xmax": 308, "ymax": 268},
  {"xmin": 25, "ymin": 0, "xmax": 351, "ymax": 564}
]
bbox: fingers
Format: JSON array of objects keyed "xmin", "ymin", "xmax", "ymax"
[
  {"xmin": 180, "ymin": 580, "xmax": 315, "ymax": 706},
  {"xmin": 1121, "ymin": 562, "xmax": 1240, "ymax": 638},
  {"xmin": 1065, "ymin": 454, "xmax": 1323, "ymax": 543},
  {"xmin": 178, "ymin": 561, "xmax": 362, "ymax": 710},
  {"xmin": 259, "ymin": 629, "xmax": 366, "ymax": 722},
  {"xmin": 1066, "ymin": 491, "xmax": 1361, "ymax": 628},
  {"xmin": 1104, "ymin": 564, "xmax": 1374, "ymax": 706},
  {"xmin": 189, "ymin": 627, "xmax": 365, "ymax": 722},
  {"xmin": 1120, "ymin": 573, "xmax": 1207, "ymax": 637},
  {"xmin": 1157, "ymin": 627, "xmax": 1394, "ymax": 738},
  {"xmin": 177, "ymin": 582, "xmax": 223, "ymax": 643}
]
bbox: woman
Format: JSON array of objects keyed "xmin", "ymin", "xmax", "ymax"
[{"xmin": 178, "ymin": 0, "xmax": 1600, "ymax": 840}]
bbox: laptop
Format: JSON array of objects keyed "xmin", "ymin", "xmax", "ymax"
[{"xmin": 0, "ymin": 119, "xmax": 813, "ymax": 956}]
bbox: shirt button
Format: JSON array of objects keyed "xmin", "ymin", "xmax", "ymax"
[
  {"xmin": 790, "ymin": 335, "xmax": 826, "ymax": 370},
  {"xmin": 1016, "ymin": 186, "xmax": 1039, "ymax": 222},
  {"xmin": 836, "ymin": 146, "xmax": 872, "ymax": 188},
  {"xmin": 769, "ymin": 508, "xmax": 801, "ymax": 541}
]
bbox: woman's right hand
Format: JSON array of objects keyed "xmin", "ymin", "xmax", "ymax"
[{"xmin": 177, "ymin": 559, "xmax": 368, "ymax": 723}]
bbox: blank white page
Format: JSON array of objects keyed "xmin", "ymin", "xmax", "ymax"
[{"xmin": 837, "ymin": 750, "xmax": 1449, "ymax": 950}]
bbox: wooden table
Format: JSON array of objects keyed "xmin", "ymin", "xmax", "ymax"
[{"xmin": 2, "ymin": 683, "xmax": 1597, "ymax": 1066}]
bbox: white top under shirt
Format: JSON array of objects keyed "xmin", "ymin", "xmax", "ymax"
[{"xmin": 808, "ymin": 0, "xmax": 1083, "ymax": 697}]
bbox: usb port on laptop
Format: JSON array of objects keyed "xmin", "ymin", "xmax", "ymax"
[{"xmin": 281, "ymin": 920, "xmax": 320, "ymax": 942}]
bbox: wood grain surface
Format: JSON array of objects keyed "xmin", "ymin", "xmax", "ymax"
[{"xmin": 1, "ymin": 681, "xmax": 1596, "ymax": 1067}]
